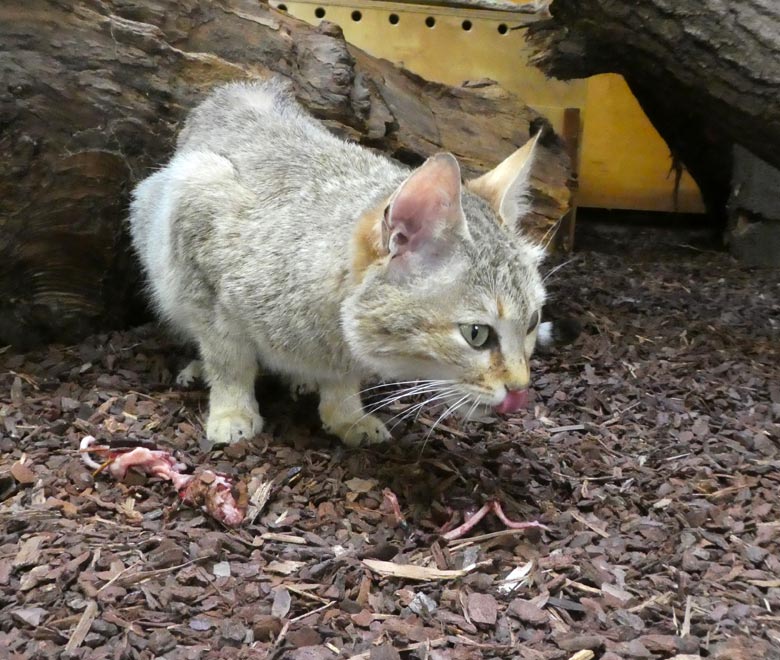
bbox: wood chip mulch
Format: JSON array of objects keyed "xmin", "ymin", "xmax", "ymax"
[{"xmin": 1, "ymin": 236, "xmax": 779, "ymax": 660}]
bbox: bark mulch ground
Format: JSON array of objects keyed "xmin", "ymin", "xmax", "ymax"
[{"xmin": 1, "ymin": 233, "xmax": 779, "ymax": 659}]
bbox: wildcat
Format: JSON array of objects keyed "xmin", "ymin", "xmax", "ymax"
[{"xmin": 129, "ymin": 78, "xmax": 565, "ymax": 447}]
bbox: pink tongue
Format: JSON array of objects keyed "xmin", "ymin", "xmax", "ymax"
[{"xmin": 494, "ymin": 389, "xmax": 529, "ymax": 414}]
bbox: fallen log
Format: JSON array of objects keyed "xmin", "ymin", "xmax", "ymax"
[
  {"xmin": 0, "ymin": 0, "xmax": 571, "ymax": 348},
  {"xmin": 525, "ymin": 0, "xmax": 780, "ymax": 220}
]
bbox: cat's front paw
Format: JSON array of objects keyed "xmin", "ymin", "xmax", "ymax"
[
  {"xmin": 206, "ymin": 407, "xmax": 264, "ymax": 445},
  {"xmin": 326, "ymin": 415, "xmax": 391, "ymax": 448}
]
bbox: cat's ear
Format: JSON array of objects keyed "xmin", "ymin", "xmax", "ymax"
[
  {"xmin": 381, "ymin": 153, "xmax": 465, "ymax": 263},
  {"xmin": 467, "ymin": 132, "xmax": 539, "ymax": 229}
]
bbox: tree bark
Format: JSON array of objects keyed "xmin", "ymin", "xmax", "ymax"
[
  {"xmin": 0, "ymin": 0, "xmax": 570, "ymax": 348},
  {"xmin": 526, "ymin": 0, "xmax": 780, "ymax": 218}
]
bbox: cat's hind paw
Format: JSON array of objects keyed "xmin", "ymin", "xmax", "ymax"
[
  {"xmin": 177, "ymin": 359, "xmax": 204, "ymax": 387},
  {"xmin": 289, "ymin": 376, "xmax": 318, "ymax": 401},
  {"xmin": 206, "ymin": 407, "xmax": 264, "ymax": 445},
  {"xmin": 327, "ymin": 415, "xmax": 391, "ymax": 448}
]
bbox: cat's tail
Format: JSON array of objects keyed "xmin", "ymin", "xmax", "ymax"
[{"xmin": 536, "ymin": 318, "xmax": 581, "ymax": 352}]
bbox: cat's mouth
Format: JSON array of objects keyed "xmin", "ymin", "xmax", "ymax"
[
  {"xmin": 448, "ymin": 387, "xmax": 530, "ymax": 420},
  {"xmin": 494, "ymin": 388, "xmax": 529, "ymax": 414}
]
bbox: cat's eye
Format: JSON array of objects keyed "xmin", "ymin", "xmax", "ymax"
[
  {"xmin": 460, "ymin": 324, "xmax": 494, "ymax": 349},
  {"xmin": 527, "ymin": 310, "xmax": 540, "ymax": 334}
]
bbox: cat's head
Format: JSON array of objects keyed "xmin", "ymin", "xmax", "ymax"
[{"xmin": 344, "ymin": 135, "xmax": 547, "ymax": 415}]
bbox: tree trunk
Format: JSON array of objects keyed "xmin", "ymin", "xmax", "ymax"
[
  {"xmin": 526, "ymin": 0, "xmax": 780, "ymax": 219},
  {"xmin": 0, "ymin": 0, "xmax": 571, "ymax": 349}
]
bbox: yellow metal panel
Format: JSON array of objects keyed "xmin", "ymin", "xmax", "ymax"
[
  {"xmin": 579, "ymin": 74, "xmax": 704, "ymax": 212},
  {"xmin": 274, "ymin": 0, "xmax": 705, "ymax": 213},
  {"xmin": 277, "ymin": 0, "xmax": 585, "ymax": 133}
]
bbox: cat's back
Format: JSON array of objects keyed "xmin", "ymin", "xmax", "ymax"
[
  {"xmin": 177, "ymin": 78, "xmax": 324, "ymax": 154},
  {"xmin": 176, "ymin": 78, "xmax": 399, "ymax": 191}
]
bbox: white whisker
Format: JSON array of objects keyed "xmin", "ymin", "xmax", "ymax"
[
  {"xmin": 417, "ymin": 394, "xmax": 471, "ymax": 456},
  {"xmin": 448, "ymin": 397, "xmax": 472, "ymax": 423},
  {"xmin": 426, "ymin": 395, "xmax": 470, "ymax": 438},
  {"xmin": 366, "ymin": 383, "xmax": 441, "ymax": 407},
  {"xmin": 344, "ymin": 382, "xmax": 458, "ymax": 438},
  {"xmin": 353, "ymin": 379, "xmax": 455, "ymax": 398},
  {"xmin": 540, "ymin": 215, "xmax": 563, "ymax": 252},
  {"xmin": 464, "ymin": 398, "xmax": 482, "ymax": 422},
  {"xmin": 542, "ymin": 257, "xmax": 576, "ymax": 284},
  {"xmin": 386, "ymin": 388, "xmax": 462, "ymax": 433},
  {"xmin": 361, "ymin": 382, "xmax": 451, "ymax": 416}
]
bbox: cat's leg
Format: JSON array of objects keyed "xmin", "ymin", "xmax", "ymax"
[
  {"xmin": 176, "ymin": 359, "xmax": 203, "ymax": 387},
  {"xmin": 200, "ymin": 336, "xmax": 263, "ymax": 445},
  {"xmin": 318, "ymin": 379, "xmax": 390, "ymax": 447}
]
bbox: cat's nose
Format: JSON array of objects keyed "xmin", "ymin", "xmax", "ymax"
[{"xmin": 494, "ymin": 388, "xmax": 529, "ymax": 414}]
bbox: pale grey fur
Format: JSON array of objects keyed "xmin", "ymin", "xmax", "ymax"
[
  {"xmin": 536, "ymin": 322, "xmax": 554, "ymax": 348},
  {"xmin": 129, "ymin": 78, "xmax": 546, "ymax": 446}
]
